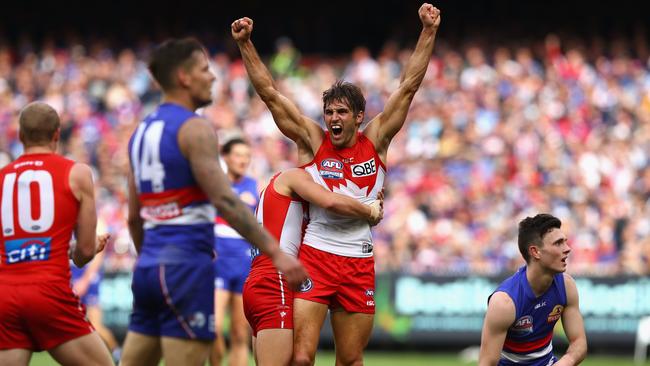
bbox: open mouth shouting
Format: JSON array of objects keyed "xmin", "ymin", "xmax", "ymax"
[{"xmin": 331, "ymin": 124, "xmax": 343, "ymax": 137}]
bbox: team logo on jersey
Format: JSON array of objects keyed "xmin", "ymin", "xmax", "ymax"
[
  {"xmin": 351, "ymin": 158, "xmax": 377, "ymax": 177},
  {"xmin": 510, "ymin": 315, "xmax": 534, "ymax": 335},
  {"xmin": 299, "ymin": 278, "xmax": 313, "ymax": 292},
  {"xmin": 547, "ymin": 305, "xmax": 564, "ymax": 323},
  {"xmin": 4, "ymin": 237, "xmax": 51, "ymax": 264}
]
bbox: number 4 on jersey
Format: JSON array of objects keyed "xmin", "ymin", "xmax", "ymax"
[{"xmin": 131, "ymin": 121, "xmax": 166, "ymax": 193}]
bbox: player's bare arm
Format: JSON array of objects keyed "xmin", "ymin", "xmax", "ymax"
[
  {"xmin": 69, "ymin": 162, "xmax": 101, "ymax": 267},
  {"xmin": 364, "ymin": 3, "xmax": 441, "ymax": 160},
  {"xmin": 126, "ymin": 170, "xmax": 144, "ymax": 254},
  {"xmin": 555, "ymin": 274, "xmax": 587, "ymax": 366},
  {"xmin": 278, "ymin": 168, "xmax": 383, "ymax": 225},
  {"xmin": 179, "ymin": 117, "xmax": 308, "ymax": 286},
  {"xmin": 478, "ymin": 291, "xmax": 515, "ymax": 366},
  {"xmin": 232, "ymin": 17, "xmax": 323, "ymax": 157}
]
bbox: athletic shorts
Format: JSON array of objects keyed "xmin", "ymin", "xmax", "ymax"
[
  {"xmin": 128, "ymin": 262, "xmax": 215, "ymax": 340},
  {"xmin": 242, "ymin": 272, "xmax": 293, "ymax": 337},
  {"xmin": 294, "ymin": 245, "xmax": 375, "ymax": 314},
  {"xmin": 0, "ymin": 281, "xmax": 94, "ymax": 351},
  {"xmin": 215, "ymin": 255, "xmax": 251, "ymax": 294}
]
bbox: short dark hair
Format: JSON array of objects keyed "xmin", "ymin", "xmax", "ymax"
[
  {"xmin": 148, "ymin": 37, "xmax": 205, "ymax": 91},
  {"xmin": 221, "ymin": 138, "xmax": 249, "ymax": 155},
  {"xmin": 322, "ymin": 80, "xmax": 366, "ymax": 116},
  {"xmin": 518, "ymin": 213, "xmax": 562, "ymax": 263},
  {"xmin": 19, "ymin": 102, "xmax": 60, "ymax": 146}
]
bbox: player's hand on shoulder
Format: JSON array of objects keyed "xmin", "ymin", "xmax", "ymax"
[
  {"xmin": 231, "ymin": 17, "xmax": 254, "ymax": 42},
  {"xmin": 272, "ymin": 251, "xmax": 308, "ymax": 289},
  {"xmin": 419, "ymin": 3, "xmax": 441, "ymax": 29}
]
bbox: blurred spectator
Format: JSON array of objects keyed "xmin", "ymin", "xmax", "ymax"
[{"xmin": 0, "ymin": 32, "xmax": 649, "ymax": 276}]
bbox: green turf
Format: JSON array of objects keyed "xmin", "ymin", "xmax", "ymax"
[{"xmin": 28, "ymin": 351, "xmax": 650, "ymax": 366}]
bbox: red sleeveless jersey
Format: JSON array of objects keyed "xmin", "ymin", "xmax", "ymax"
[
  {"xmin": 302, "ymin": 132, "xmax": 385, "ymax": 257},
  {"xmin": 249, "ymin": 173, "xmax": 305, "ymax": 276},
  {"xmin": 0, "ymin": 153, "xmax": 79, "ymax": 284}
]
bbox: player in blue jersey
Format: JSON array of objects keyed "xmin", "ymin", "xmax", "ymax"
[
  {"xmin": 211, "ymin": 138, "xmax": 257, "ymax": 366},
  {"xmin": 479, "ymin": 214, "xmax": 587, "ymax": 366},
  {"xmin": 120, "ymin": 37, "xmax": 307, "ymax": 366}
]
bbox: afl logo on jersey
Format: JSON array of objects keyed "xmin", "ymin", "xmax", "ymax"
[
  {"xmin": 320, "ymin": 159, "xmax": 344, "ymax": 179},
  {"xmin": 547, "ymin": 305, "xmax": 564, "ymax": 323},
  {"xmin": 510, "ymin": 315, "xmax": 534, "ymax": 335},
  {"xmin": 321, "ymin": 159, "xmax": 343, "ymax": 170},
  {"xmin": 351, "ymin": 158, "xmax": 376, "ymax": 177},
  {"xmin": 299, "ymin": 278, "xmax": 313, "ymax": 292}
]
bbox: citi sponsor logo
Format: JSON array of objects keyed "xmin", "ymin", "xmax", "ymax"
[
  {"xmin": 351, "ymin": 158, "xmax": 376, "ymax": 177},
  {"xmin": 321, "ymin": 159, "xmax": 343, "ymax": 170},
  {"xmin": 5, "ymin": 237, "xmax": 51, "ymax": 264}
]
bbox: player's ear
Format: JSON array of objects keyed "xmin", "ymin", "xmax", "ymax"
[
  {"xmin": 355, "ymin": 110, "xmax": 364, "ymax": 125},
  {"xmin": 529, "ymin": 245, "xmax": 541, "ymax": 261},
  {"xmin": 176, "ymin": 68, "xmax": 190, "ymax": 88}
]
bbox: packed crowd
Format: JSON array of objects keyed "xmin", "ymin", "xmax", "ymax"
[{"xmin": 0, "ymin": 33, "xmax": 649, "ymax": 276}]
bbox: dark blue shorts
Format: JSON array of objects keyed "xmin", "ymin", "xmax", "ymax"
[
  {"xmin": 128, "ymin": 263, "xmax": 215, "ymax": 340},
  {"xmin": 214, "ymin": 256, "xmax": 251, "ymax": 294}
]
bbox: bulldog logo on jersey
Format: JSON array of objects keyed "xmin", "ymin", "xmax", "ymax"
[
  {"xmin": 547, "ymin": 305, "xmax": 564, "ymax": 323},
  {"xmin": 351, "ymin": 158, "xmax": 376, "ymax": 177}
]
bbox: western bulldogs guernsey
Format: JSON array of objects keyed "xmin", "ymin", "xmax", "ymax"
[
  {"xmin": 128, "ymin": 103, "xmax": 215, "ymax": 267},
  {"xmin": 214, "ymin": 176, "xmax": 258, "ymax": 257},
  {"xmin": 250, "ymin": 173, "xmax": 305, "ymax": 275},
  {"xmin": 303, "ymin": 132, "xmax": 384, "ymax": 258},
  {"xmin": 492, "ymin": 266, "xmax": 567, "ymax": 366},
  {"xmin": 0, "ymin": 153, "xmax": 79, "ymax": 284}
]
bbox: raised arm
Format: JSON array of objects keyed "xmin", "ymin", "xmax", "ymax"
[
  {"xmin": 479, "ymin": 292, "xmax": 515, "ymax": 366},
  {"xmin": 69, "ymin": 162, "xmax": 101, "ymax": 267},
  {"xmin": 556, "ymin": 275, "xmax": 587, "ymax": 366},
  {"xmin": 364, "ymin": 3, "xmax": 441, "ymax": 159},
  {"xmin": 278, "ymin": 168, "xmax": 382, "ymax": 225},
  {"xmin": 232, "ymin": 17, "xmax": 323, "ymax": 158},
  {"xmin": 179, "ymin": 117, "xmax": 307, "ymax": 286}
]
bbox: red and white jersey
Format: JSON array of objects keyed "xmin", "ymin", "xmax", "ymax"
[
  {"xmin": 251, "ymin": 173, "xmax": 305, "ymax": 275},
  {"xmin": 303, "ymin": 132, "xmax": 385, "ymax": 258},
  {"xmin": 0, "ymin": 153, "xmax": 79, "ymax": 284}
]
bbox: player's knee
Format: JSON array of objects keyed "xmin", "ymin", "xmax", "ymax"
[
  {"xmin": 230, "ymin": 327, "xmax": 248, "ymax": 344},
  {"xmin": 336, "ymin": 351, "xmax": 363, "ymax": 366},
  {"xmin": 292, "ymin": 351, "xmax": 315, "ymax": 366}
]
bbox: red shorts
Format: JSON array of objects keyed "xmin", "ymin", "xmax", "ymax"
[
  {"xmin": 0, "ymin": 281, "xmax": 94, "ymax": 351},
  {"xmin": 242, "ymin": 271, "xmax": 293, "ymax": 337},
  {"xmin": 294, "ymin": 245, "xmax": 375, "ymax": 314}
]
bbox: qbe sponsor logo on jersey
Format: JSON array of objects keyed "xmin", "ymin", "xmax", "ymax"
[
  {"xmin": 4, "ymin": 237, "xmax": 52, "ymax": 264},
  {"xmin": 351, "ymin": 158, "xmax": 377, "ymax": 177},
  {"xmin": 510, "ymin": 315, "xmax": 534, "ymax": 335}
]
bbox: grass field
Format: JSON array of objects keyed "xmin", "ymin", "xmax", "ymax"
[{"xmin": 29, "ymin": 351, "xmax": 650, "ymax": 365}]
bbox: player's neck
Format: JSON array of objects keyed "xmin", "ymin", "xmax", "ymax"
[
  {"xmin": 526, "ymin": 264, "xmax": 555, "ymax": 298},
  {"xmin": 163, "ymin": 92, "xmax": 197, "ymax": 111},
  {"xmin": 23, "ymin": 145, "xmax": 55, "ymax": 155}
]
